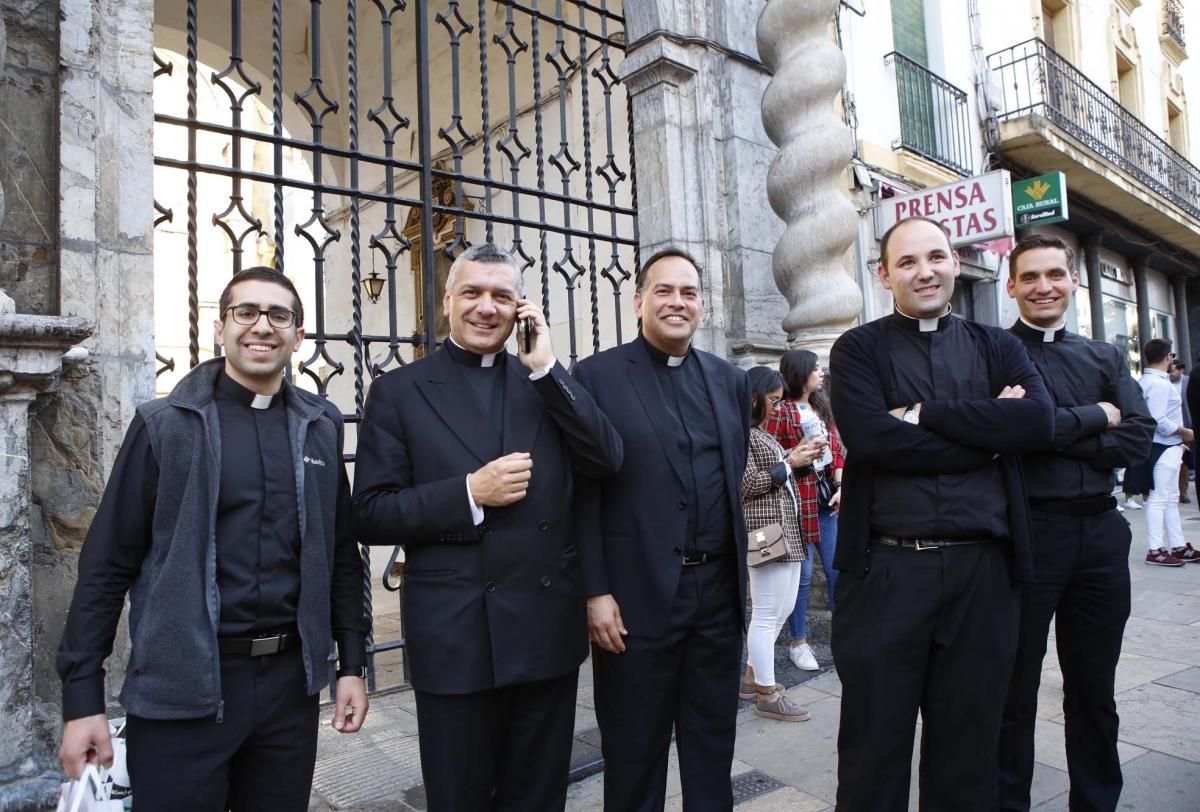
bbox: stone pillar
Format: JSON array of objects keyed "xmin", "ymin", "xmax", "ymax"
[
  {"xmin": 59, "ymin": 0, "xmax": 157, "ymax": 474},
  {"xmin": 1083, "ymin": 235, "xmax": 1105, "ymax": 342},
  {"xmin": 0, "ymin": 295, "xmax": 92, "ymax": 809},
  {"xmin": 757, "ymin": 0, "xmax": 861, "ymax": 357},
  {"xmin": 1133, "ymin": 256, "xmax": 1151, "ymax": 356},
  {"xmin": 621, "ymin": 0, "xmax": 792, "ymax": 360},
  {"xmin": 1174, "ymin": 275, "xmax": 1192, "ymax": 369}
]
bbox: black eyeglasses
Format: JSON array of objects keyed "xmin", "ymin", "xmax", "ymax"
[{"xmin": 223, "ymin": 304, "xmax": 296, "ymax": 329}]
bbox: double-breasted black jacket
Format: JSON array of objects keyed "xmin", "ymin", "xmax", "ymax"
[{"xmin": 352, "ymin": 348, "xmax": 623, "ymax": 693}]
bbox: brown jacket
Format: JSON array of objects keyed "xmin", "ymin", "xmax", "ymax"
[{"xmin": 741, "ymin": 427, "xmax": 806, "ymax": 562}]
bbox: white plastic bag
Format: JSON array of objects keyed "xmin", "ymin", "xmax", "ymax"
[{"xmin": 55, "ymin": 764, "xmax": 121, "ymax": 812}]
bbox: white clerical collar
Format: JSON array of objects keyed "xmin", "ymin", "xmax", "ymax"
[
  {"xmin": 667, "ymin": 354, "xmax": 685, "ymax": 367},
  {"xmin": 449, "ymin": 337, "xmax": 499, "ymax": 368},
  {"xmin": 1019, "ymin": 316, "xmax": 1064, "ymax": 343},
  {"xmin": 250, "ymin": 393, "xmax": 275, "ymax": 410},
  {"xmin": 895, "ymin": 304, "xmax": 952, "ymax": 332}
]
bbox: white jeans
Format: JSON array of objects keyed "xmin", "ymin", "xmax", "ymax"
[
  {"xmin": 746, "ymin": 560, "xmax": 803, "ymax": 688},
  {"xmin": 1146, "ymin": 444, "xmax": 1185, "ymax": 552}
]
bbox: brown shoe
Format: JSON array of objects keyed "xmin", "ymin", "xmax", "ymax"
[
  {"xmin": 754, "ymin": 688, "xmax": 811, "ymax": 722},
  {"xmin": 739, "ymin": 675, "xmax": 783, "ymax": 700}
]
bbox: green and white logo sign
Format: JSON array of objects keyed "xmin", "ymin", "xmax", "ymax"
[{"xmin": 1013, "ymin": 171, "xmax": 1068, "ymax": 227}]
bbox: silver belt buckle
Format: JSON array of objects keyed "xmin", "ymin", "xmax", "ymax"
[
  {"xmin": 913, "ymin": 539, "xmax": 939, "ymax": 552},
  {"xmin": 249, "ymin": 635, "xmax": 284, "ymax": 656}
]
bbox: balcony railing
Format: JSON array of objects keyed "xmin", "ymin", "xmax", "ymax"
[
  {"xmin": 885, "ymin": 51, "xmax": 973, "ymax": 176},
  {"xmin": 988, "ymin": 38, "xmax": 1200, "ymax": 221},
  {"xmin": 1164, "ymin": 0, "xmax": 1186, "ymax": 51}
]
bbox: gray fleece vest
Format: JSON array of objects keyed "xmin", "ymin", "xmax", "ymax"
[{"xmin": 119, "ymin": 359, "xmax": 342, "ymax": 720}]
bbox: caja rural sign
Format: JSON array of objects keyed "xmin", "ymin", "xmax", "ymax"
[
  {"xmin": 1012, "ymin": 171, "xmax": 1069, "ymax": 227},
  {"xmin": 876, "ymin": 170, "xmax": 1015, "ymax": 247}
]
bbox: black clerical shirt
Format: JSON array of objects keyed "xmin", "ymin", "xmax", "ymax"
[
  {"xmin": 870, "ymin": 312, "xmax": 1010, "ymax": 539},
  {"xmin": 213, "ymin": 371, "xmax": 301, "ymax": 635},
  {"xmin": 645, "ymin": 339, "xmax": 733, "ymax": 555},
  {"xmin": 443, "ymin": 339, "xmax": 507, "ymax": 438},
  {"xmin": 1010, "ymin": 319, "xmax": 1155, "ymax": 500}
]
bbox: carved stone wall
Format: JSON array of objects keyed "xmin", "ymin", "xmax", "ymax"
[{"xmin": 0, "ymin": 1, "xmax": 59, "ymax": 315}]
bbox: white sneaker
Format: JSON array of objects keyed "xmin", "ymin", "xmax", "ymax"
[
  {"xmin": 1123, "ymin": 498, "xmax": 1143, "ymax": 510},
  {"xmin": 788, "ymin": 642, "xmax": 819, "ymax": 671}
]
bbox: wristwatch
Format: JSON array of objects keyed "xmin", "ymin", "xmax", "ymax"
[{"xmin": 336, "ymin": 665, "xmax": 368, "ymax": 679}]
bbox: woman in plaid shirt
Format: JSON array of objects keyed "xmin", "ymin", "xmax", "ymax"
[
  {"xmin": 740, "ymin": 366, "xmax": 821, "ymax": 722},
  {"xmin": 765, "ymin": 350, "xmax": 846, "ymax": 672}
]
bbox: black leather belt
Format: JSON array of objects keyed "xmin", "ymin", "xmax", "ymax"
[
  {"xmin": 871, "ymin": 535, "xmax": 991, "ymax": 552},
  {"xmin": 681, "ymin": 552, "xmax": 725, "ymax": 566},
  {"xmin": 218, "ymin": 632, "xmax": 297, "ymax": 657},
  {"xmin": 1028, "ymin": 494, "xmax": 1117, "ymax": 517}
]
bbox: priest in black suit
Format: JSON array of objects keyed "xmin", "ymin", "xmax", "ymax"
[
  {"xmin": 352, "ymin": 243, "xmax": 623, "ymax": 811},
  {"xmin": 573, "ymin": 248, "xmax": 751, "ymax": 812}
]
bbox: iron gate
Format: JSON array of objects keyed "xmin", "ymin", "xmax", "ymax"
[{"xmin": 151, "ymin": 0, "xmax": 638, "ymax": 693}]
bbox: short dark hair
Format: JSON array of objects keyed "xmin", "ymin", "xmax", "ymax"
[
  {"xmin": 1009, "ymin": 233, "xmax": 1076, "ymax": 278},
  {"xmin": 748, "ymin": 366, "xmax": 784, "ymax": 427},
  {"xmin": 1144, "ymin": 338, "xmax": 1173, "ymax": 365},
  {"xmin": 635, "ymin": 247, "xmax": 704, "ymax": 293},
  {"xmin": 218, "ymin": 266, "xmax": 304, "ymax": 327},
  {"xmin": 878, "ymin": 216, "xmax": 953, "ymax": 269}
]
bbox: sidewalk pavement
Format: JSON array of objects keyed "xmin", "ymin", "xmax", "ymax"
[{"xmin": 310, "ymin": 506, "xmax": 1200, "ymax": 811}]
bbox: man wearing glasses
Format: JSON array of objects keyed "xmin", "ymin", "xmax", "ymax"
[{"xmin": 56, "ymin": 266, "xmax": 368, "ymax": 810}]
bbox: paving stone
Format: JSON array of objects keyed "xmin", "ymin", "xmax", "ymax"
[
  {"xmin": 1104, "ymin": 751, "xmax": 1200, "ymax": 811},
  {"xmin": 1109, "ymin": 683, "xmax": 1200, "ymax": 761},
  {"xmin": 1118, "ymin": 616, "xmax": 1200, "ymax": 667},
  {"xmin": 1131, "ymin": 588, "xmax": 1200, "ymax": 625},
  {"xmin": 1154, "ymin": 666, "xmax": 1200, "ymax": 694},
  {"xmin": 1042, "ymin": 650, "xmax": 1190, "ymax": 697},
  {"xmin": 1031, "ymin": 716, "xmax": 1146, "ymax": 772}
]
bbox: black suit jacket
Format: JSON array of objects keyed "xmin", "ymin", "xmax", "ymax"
[
  {"xmin": 352, "ymin": 349, "xmax": 623, "ymax": 694},
  {"xmin": 573, "ymin": 338, "xmax": 751, "ymax": 638}
]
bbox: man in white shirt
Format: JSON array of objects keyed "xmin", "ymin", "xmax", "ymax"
[{"xmin": 1139, "ymin": 339, "xmax": 1197, "ymax": 566}]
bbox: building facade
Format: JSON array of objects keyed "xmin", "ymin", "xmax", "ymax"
[{"xmin": 844, "ymin": 0, "xmax": 1200, "ymax": 370}]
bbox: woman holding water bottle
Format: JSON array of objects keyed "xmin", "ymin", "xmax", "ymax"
[{"xmin": 765, "ymin": 349, "xmax": 845, "ymax": 672}]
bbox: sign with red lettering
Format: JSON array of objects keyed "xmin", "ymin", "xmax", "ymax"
[{"xmin": 876, "ymin": 170, "xmax": 1014, "ymax": 248}]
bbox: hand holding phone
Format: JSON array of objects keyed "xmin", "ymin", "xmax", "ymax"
[{"xmin": 514, "ymin": 299, "xmax": 554, "ymax": 372}]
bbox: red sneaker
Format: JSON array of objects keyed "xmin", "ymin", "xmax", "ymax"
[
  {"xmin": 1147, "ymin": 548, "xmax": 1185, "ymax": 567},
  {"xmin": 1170, "ymin": 543, "xmax": 1200, "ymax": 563}
]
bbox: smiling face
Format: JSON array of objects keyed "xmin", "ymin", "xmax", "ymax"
[
  {"xmin": 214, "ymin": 279, "xmax": 305, "ymax": 395},
  {"xmin": 878, "ymin": 219, "xmax": 960, "ymax": 319},
  {"xmin": 1006, "ymin": 246, "xmax": 1078, "ymax": 328},
  {"xmin": 443, "ymin": 258, "xmax": 521, "ymax": 355},
  {"xmin": 634, "ymin": 254, "xmax": 705, "ymax": 356}
]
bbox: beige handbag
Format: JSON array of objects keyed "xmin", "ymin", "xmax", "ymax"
[{"xmin": 746, "ymin": 523, "xmax": 787, "ymax": 568}]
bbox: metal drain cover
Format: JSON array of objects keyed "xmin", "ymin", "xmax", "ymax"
[{"xmin": 731, "ymin": 769, "xmax": 785, "ymax": 805}]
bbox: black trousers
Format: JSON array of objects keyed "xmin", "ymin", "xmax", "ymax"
[
  {"xmin": 125, "ymin": 645, "xmax": 319, "ymax": 812},
  {"xmin": 998, "ymin": 508, "xmax": 1131, "ymax": 811},
  {"xmin": 593, "ymin": 555, "xmax": 743, "ymax": 812},
  {"xmin": 832, "ymin": 541, "xmax": 1020, "ymax": 812},
  {"xmin": 413, "ymin": 669, "xmax": 579, "ymax": 811}
]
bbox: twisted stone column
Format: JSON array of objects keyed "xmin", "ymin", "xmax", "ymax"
[{"xmin": 758, "ymin": 0, "xmax": 861, "ymax": 352}]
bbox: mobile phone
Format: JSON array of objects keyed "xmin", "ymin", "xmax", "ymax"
[{"xmin": 519, "ymin": 317, "xmax": 534, "ymax": 354}]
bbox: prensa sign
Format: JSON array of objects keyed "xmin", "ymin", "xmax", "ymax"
[{"xmin": 876, "ymin": 170, "xmax": 1015, "ymax": 247}]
